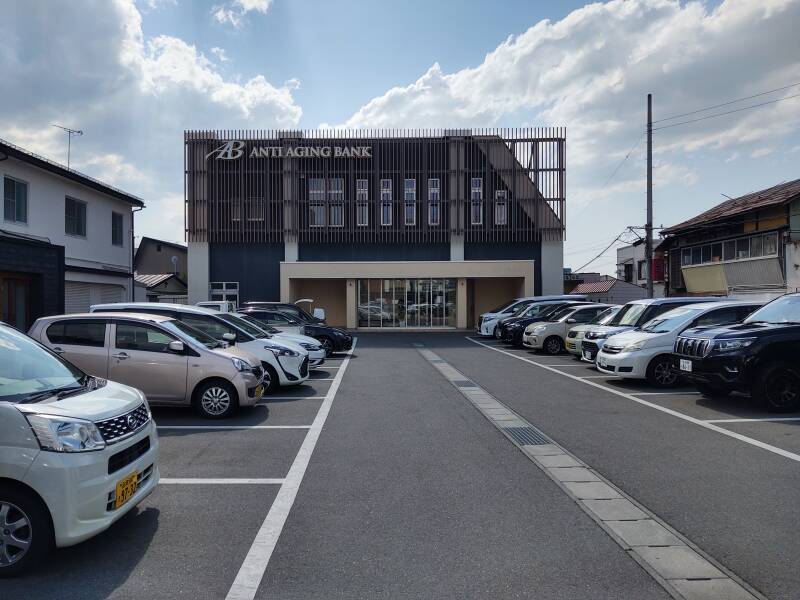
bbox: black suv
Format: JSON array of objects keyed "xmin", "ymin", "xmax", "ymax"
[
  {"xmin": 237, "ymin": 308, "xmax": 352, "ymax": 356},
  {"xmin": 497, "ymin": 301, "xmax": 590, "ymax": 346},
  {"xmin": 674, "ymin": 293, "xmax": 800, "ymax": 411},
  {"xmin": 241, "ymin": 302, "xmax": 325, "ymax": 324}
]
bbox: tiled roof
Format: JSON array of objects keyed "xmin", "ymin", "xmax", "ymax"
[
  {"xmin": 662, "ymin": 178, "xmax": 800, "ymax": 235},
  {"xmin": 570, "ymin": 279, "xmax": 617, "ymax": 294},
  {"xmin": 135, "ymin": 273, "xmax": 178, "ymax": 288}
]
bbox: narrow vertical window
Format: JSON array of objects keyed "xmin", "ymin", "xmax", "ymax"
[
  {"xmin": 494, "ymin": 189, "xmax": 507, "ymax": 226},
  {"xmin": 328, "ymin": 178, "xmax": 344, "ymax": 227},
  {"xmin": 380, "ymin": 178, "xmax": 392, "ymax": 226},
  {"xmin": 427, "ymin": 178, "xmax": 440, "ymax": 226},
  {"xmin": 309, "ymin": 178, "xmax": 325, "ymax": 227},
  {"xmin": 404, "ymin": 178, "xmax": 416, "ymax": 226},
  {"xmin": 356, "ymin": 179, "xmax": 369, "ymax": 226},
  {"xmin": 65, "ymin": 197, "xmax": 87, "ymax": 236},
  {"xmin": 470, "ymin": 177, "xmax": 483, "ymax": 225},
  {"xmin": 112, "ymin": 212, "xmax": 124, "ymax": 246},
  {"xmin": 3, "ymin": 177, "xmax": 28, "ymax": 224}
]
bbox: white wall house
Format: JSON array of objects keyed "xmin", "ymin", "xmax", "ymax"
[{"xmin": 1, "ymin": 138, "xmax": 144, "ymax": 314}]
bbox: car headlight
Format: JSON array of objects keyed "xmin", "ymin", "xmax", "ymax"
[
  {"xmin": 622, "ymin": 340, "xmax": 645, "ymax": 352},
  {"xmin": 266, "ymin": 344, "xmax": 300, "ymax": 357},
  {"xmin": 300, "ymin": 342, "xmax": 321, "ymax": 351},
  {"xmin": 712, "ymin": 338, "xmax": 756, "ymax": 352},
  {"xmin": 231, "ymin": 357, "xmax": 253, "ymax": 372},
  {"xmin": 533, "ymin": 325, "xmax": 546, "ymax": 333},
  {"xmin": 25, "ymin": 414, "xmax": 106, "ymax": 452},
  {"xmin": 586, "ymin": 331, "xmax": 608, "ymax": 340}
]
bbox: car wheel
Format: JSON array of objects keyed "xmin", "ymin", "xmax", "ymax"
[
  {"xmin": 754, "ymin": 362, "xmax": 800, "ymax": 413},
  {"xmin": 695, "ymin": 383, "xmax": 731, "ymax": 398},
  {"xmin": 194, "ymin": 380, "xmax": 239, "ymax": 419},
  {"xmin": 543, "ymin": 336, "xmax": 563, "ymax": 355},
  {"xmin": 261, "ymin": 363, "xmax": 279, "ymax": 394},
  {"xmin": 0, "ymin": 487, "xmax": 53, "ymax": 578},
  {"xmin": 646, "ymin": 355, "xmax": 678, "ymax": 388},
  {"xmin": 318, "ymin": 337, "xmax": 334, "ymax": 357}
]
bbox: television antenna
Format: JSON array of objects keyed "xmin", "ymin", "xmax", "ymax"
[{"xmin": 51, "ymin": 124, "xmax": 83, "ymax": 169}]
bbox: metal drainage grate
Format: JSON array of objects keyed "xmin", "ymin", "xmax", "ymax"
[
  {"xmin": 503, "ymin": 426, "xmax": 551, "ymax": 446},
  {"xmin": 452, "ymin": 379, "xmax": 478, "ymax": 388}
]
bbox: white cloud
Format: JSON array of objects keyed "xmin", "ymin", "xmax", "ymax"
[
  {"xmin": 210, "ymin": 47, "xmax": 229, "ymax": 62},
  {"xmin": 212, "ymin": 0, "xmax": 272, "ymax": 27},
  {"xmin": 0, "ymin": 0, "xmax": 302, "ymax": 243},
  {"xmin": 751, "ymin": 147, "xmax": 774, "ymax": 158}
]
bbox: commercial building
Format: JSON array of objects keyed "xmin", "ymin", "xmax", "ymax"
[
  {"xmin": 660, "ymin": 178, "xmax": 800, "ymax": 301},
  {"xmin": 1, "ymin": 138, "xmax": 144, "ymax": 329},
  {"xmin": 186, "ymin": 129, "xmax": 566, "ymax": 329}
]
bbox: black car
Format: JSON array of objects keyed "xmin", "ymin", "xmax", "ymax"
[
  {"xmin": 237, "ymin": 308, "xmax": 352, "ymax": 356},
  {"xmin": 497, "ymin": 301, "xmax": 591, "ymax": 345},
  {"xmin": 674, "ymin": 293, "xmax": 800, "ymax": 411},
  {"xmin": 241, "ymin": 302, "xmax": 325, "ymax": 324}
]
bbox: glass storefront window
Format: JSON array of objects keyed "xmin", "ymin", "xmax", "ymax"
[{"xmin": 357, "ymin": 278, "xmax": 458, "ymax": 328}]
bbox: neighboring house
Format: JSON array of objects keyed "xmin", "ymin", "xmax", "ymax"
[
  {"xmin": 563, "ymin": 270, "xmax": 603, "ymax": 293},
  {"xmin": 134, "ymin": 236, "xmax": 187, "ymax": 279},
  {"xmin": 615, "ymin": 239, "xmax": 666, "ymax": 297},
  {"xmin": 660, "ymin": 178, "xmax": 800, "ymax": 301},
  {"xmin": 569, "ymin": 276, "xmax": 647, "ymax": 304},
  {"xmin": 134, "ymin": 273, "xmax": 187, "ymax": 303},
  {"xmin": 1, "ymin": 137, "xmax": 144, "ymax": 327}
]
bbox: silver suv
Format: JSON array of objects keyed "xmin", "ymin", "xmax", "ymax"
[{"xmin": 29, "ymin": 313, "xmax": 266, "ymax": 419}]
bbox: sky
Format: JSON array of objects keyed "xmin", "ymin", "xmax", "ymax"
[{"xmin": 1, "ymin": 0, "xmax": 799, "ymax": 276}]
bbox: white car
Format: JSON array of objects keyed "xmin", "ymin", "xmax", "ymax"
[
  {"xmin": 522, "ymin": 304, "xmax": 615, "ymax": 354},
  {"xmin": 195, "ymin": 301, "xmax": 236, "ymax": 313},
  {"xmin": 596, "ymin": 301, "xmax": 761, "ymax": 387},
  {"xmin": 566, "ymin": 306, "xmax": 622, "ymax": 357},
  {"xmin": 477, "ymin": 295, "xmax": 585, "ymax": 337},
  {"xmin": 90, "ymin": 303, "xmax": 310, "ymax": 392},
  {"xmin": 233, "ymin": 313, "xmax": 326, "ymax": 368},
  {"xmin": 0, "ymin": 323, "xmax": 159, "ymax": 576}
]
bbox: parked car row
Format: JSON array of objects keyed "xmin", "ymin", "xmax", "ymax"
[
  {"xmin": 0, "ymin": 299, "xmax": 353, "ymax": 576},
  {"xmin": 480, "ymin": 293, "xmax": 800, "ymax": 411}
]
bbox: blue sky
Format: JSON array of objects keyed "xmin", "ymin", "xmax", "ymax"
[{"xmin": 1, "ymin": 0, "xmax": 798, "ymax": 275}]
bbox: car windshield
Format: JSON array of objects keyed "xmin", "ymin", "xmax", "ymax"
[
  {"xmin": 217, "ymin": 313, "xmax": 270, "ymax": 338},
  {"xmin": 744, "ymin": 295, "xmax": 800, "ymax": 324},
  {"xmin": 611, "ymin": 303, "xmax": 648, "ymax": 327},
  {"xmin": 549, "ymin": 306, "xmax": 578, "ymax": 322},
  {"xmin": 591, "ymin": 307, "xmax": 619, "ymax": 325},
  {"xmin": 165, "ymin": 320, "xmax": 223, "ymax": 349},
  {"xmin": 0, "ymin": 326, "xmax": 86, "ymax": 403},
  {"xmin": 238, "ymin": 314, "xmax": 277, "ymax": 335},
  {"xmin": 489, "ymin": 300, "xmax": 516, "ymax": 313},
  {"xmin": 639, "ymin": 307, "xmax": 700, "ymax": 333}
]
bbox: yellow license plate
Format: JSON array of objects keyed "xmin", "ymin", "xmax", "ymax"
[
  {"xmin": 115, "ymin": 471, "xmax": 138, "ymax": 509},
  {"xmin": 255, "ymin": 384, "xmax": 264, "ymax": 397}
]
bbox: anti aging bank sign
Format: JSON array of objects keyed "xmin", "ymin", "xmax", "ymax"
[{"xmin": 206, "ymin": 140, "xmax": 372, "ymax": 161}]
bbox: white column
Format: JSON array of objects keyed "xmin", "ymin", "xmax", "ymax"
[
  {"xmin": 540, "ymin": 239, "xmax": 564, "ymax": 294},
  {"xmin": 188, "ymin": 241, "xmax": 209, "ymax": 303}
]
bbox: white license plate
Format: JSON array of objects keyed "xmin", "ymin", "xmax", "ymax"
[
  {"xmin": 583, "ymin": 350, "xmax": 592, "ymax": 360},
  {"xmin": 679, "ymin": 359, "xmax": 692, "ymax": 372}
]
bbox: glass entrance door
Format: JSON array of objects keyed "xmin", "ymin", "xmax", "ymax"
[{"xmin": 357, "ymin": 278, "xmax": 457, "ymax": 328}]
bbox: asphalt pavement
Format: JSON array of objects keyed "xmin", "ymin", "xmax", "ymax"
[{"xmin": 13, "ymin": 333, "xmax": 800, "ymax": 599}]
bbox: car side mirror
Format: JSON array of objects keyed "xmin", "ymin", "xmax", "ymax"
[
  {"xmin": 566, "ymin": 318, "xmax": 577, "ymax": 324},
  {"xmin": 168, "ymin": 340, "xmax": 185, "ymax": 353},
  {"xmin": 222, "ymin": 332, "xmax": 236, "ymax": 345},
  {"xmin": 313, "ymin": 308, "xmax": 326, "ymax": 321},
  {"xmin": 288, "ymin": 320, "xmax": 299, "ymax": 325}
]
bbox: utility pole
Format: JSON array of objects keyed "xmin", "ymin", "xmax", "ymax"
[
  {"xmin": 645, "ymin": 94, "xmax": 654, "ymax": 299},
  {"xmin": 51, "ymin": 124, "xmax": 83, "ymax": 169}
]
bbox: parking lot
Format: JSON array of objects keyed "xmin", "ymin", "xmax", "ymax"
[{"xmin": 11, "ymin": 333, "xmax": 800, "ymax": 600}]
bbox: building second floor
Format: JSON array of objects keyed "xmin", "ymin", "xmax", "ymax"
[{"xmin": 1, "ymin": 138, "xmax": 144, "ymax": 272}]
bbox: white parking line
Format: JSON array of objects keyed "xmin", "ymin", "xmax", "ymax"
[
  {"xmin": 258, "ymin": 396, "xmax": 325, "ymax": 401},
  {"xmin": 546, "ymin": 364, "xmax": 588, "ymax": 367},
  {"xmin": 467, "ymin": 337, "xmax": 800, "ymax": 465},
  {"xmin": 226, "ymin": 339, "xmax": 358, "ymax": 600},
  {"xmin": 579, "ymin": 375, "xmax": 622, "ymax": 379},
  {"xmin": 310, "ymin": 377, "xmax": 335, "ymax": 381},
  {"xmin": 160, "ymin": 478, "xmax": 284, "ymax": 484},
  {"xmin": 705, "ymin": 417, "xmax": 800, "ymax": 423},
  {"xmin": 633, "ymin": 391, "xmax": 702, "ymax": 396},
  {"xmin": 157, "ymin": 425, "xmax": 310, "ymax": 430}
]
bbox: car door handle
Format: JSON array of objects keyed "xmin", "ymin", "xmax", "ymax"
[{"xmin": 111, "ymin": 352, "xmax": 129, "ymax": 360}]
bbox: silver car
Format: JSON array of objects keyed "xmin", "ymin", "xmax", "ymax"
[{"xmin": 28, "ymin": 313, "xmax": 266, "ymax": 419}]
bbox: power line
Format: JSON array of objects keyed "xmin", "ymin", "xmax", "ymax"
[
  {"xmin": 652, "ymin": 81, "xmax": 800, "ymax": 124},
  {"xmin": 573, "ymin": 229, "xmax": 633, "ymax": 272},
  {"xmin": 652, "ymin": 92, "xmax": 800, "ymax": 131}
]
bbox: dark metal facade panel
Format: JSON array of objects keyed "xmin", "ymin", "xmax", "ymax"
[{"xmin": 185, "ymin": 129, "xmax": 566, "ymax": 244}]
